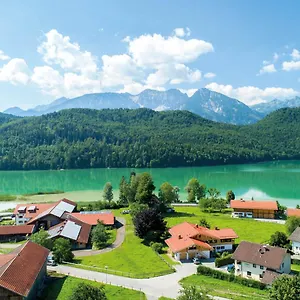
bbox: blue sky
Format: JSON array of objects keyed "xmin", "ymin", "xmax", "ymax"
[{"xmin": 1, "ymin": 0, "xmax": 300, "ymax": 111}]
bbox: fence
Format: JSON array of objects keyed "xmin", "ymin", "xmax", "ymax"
[{"xmin": 64, "ymin": 261, "xmax": 174, "ymax": 279}]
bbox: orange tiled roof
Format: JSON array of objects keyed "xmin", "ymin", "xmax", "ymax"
[
  {"xmin": 0, "ymin": 225, "xmax": 34, "ymax": 235},
  {"xmin": 287, "ymin": 208, "xmax": 300, "ymax": 217},
  {"xmin": 70, "ymin": 212, "xmax": 115, "ymax": 226},
  {"xmin": 165, "ymin": 236, "xmax": 212, "ymax": 252},
  {"xmin": 169, "ymin": 222, "xmax": 238, "ymax": 240},
  {"xmin": 0, "ymin": 241, "xmax": 49, "ymax": 297},
  {"xmin": 230, "ymin": 200, "xmax": 278, "ymax": 211}
]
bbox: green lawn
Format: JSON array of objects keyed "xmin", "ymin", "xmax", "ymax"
[
  {"xmin": 42, "ymin": 274, "xmax": 146, "ymax": 300},
  {"xmin": 92, "ymin": 228, "xmax": 117, "ymax": 250},
  {"xmin": 180, "ymin": 275, "xmax": 269, "ymax": 300},
  {"xmin": 291, "ymin": 263, "xmax": 300, "ymax": 273},
  {"xmin": 74, "ymin": 210, "xmax": 175, "ymax": 278},
  {"xmin": 166, "ymin": 207, "xmax": 285, "ymax": 244}
]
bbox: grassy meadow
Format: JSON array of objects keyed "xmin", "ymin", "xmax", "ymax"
[{"xmin": 42, "ymin": 274, "xmax": 146, "ymax": 300}]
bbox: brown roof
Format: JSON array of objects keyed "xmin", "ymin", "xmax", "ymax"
[
  {"xmin": 0, "ymin": 241, "xmax": 49, "ymax": 297},
  {"xmin": 0, "ymin": 225, "xmax": 34, "ymax": 236},
  {"xmin": 13, "ymin": 203, "xmax": 53, "ymax": 220},
  {"xmin": 230, "ymin": 200, "xmax": 278, "ymax": 211},
  {"xmin": 232, "ymin": 241, "xmax": 287, "ymax": 270},
  {"xmin": 70, "ymin": 212, "xmax": 115, "ymax": 226},
  {"xmin": 287, "ymin": 208, "xmax": 300, "ymax": 217},
  {"xmin": 288, "ymin": 227, "xmax": 300, "ymax": 242},
  {"xmin": 260, "ymin": 270, "xmax": 281, "ymax": 285}
]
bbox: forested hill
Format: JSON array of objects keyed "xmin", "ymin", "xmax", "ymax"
[
  {"xmin": 0, "ymin": 112, "xmax": 19, "ymax": 125},
  {"xmin": 0, "ymin": 107, "xmax": 299, "ymax": 170}
]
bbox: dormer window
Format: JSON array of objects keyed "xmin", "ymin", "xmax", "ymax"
[{"xmin": 17, "ymin": 206, "xmax": 26, "ymax": 213}]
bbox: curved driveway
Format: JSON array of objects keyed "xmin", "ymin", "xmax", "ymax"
[{"xmin": 73, "ymin": 217, "xmax": 126, "ymax": 257}]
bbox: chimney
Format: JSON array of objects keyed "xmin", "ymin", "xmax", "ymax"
[
  {"xmin": 178, "ymin": 235, "xmax": 182, "ymax": 239},
  {"xmin": 196, "ymin": 224, "xmax": 198, "ymax": 228},
  {"xmin": 215, "ymin": 227, "xmax": 219, "ymax": 230}
]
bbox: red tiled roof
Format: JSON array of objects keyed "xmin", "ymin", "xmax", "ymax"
[
  {"xmin": 70, "ymin": 212, "xmax": 115, "ymax": 226},
  {"xmin": 13, "ymin": 203, "xmax": 53, "ymax": 220},
  {"xmin": 230, "ymin": 200, "xmax": 278, "ymax": 211},
  {"xmin": 165, "ymin": 236, "xmax": 212, "ymax": 252},
  {"xmin": 0, "ymin": 225, "xmax": 34, "ymax": 236},
  {"xmin": 169, "ymin": 222, "xmax": 200, "ymax": 239},
  {"xmin": 287, "ymin": 208, "xmax": 300, "ymax": 217},
  {"xmin": 0, "ymin": 241, "xmax": 49, "ymax": 297}
]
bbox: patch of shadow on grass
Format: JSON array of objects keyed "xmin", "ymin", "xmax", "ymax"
[
  {"xmin": 167, "ymin": 212, "xmax": 196, "ymax": 218},
  {"xmin": 40, "ymin": 276, "xmax": 67, "ymax": 300}
]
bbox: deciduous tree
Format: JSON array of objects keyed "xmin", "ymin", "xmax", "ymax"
[
  {"xmin": 52, "ymin": 238, "xmax": 74, "ymax": 263},
  {"xmin": 91, "ymin": 222, "xmax": 109, "ymax": 249},
  {"xmin": 226, "ymin": 190, "xmax": 235, "ymax": 203},
  {"xmin": 70, "ymin": 282, "xmax": 107, "ymax": 300},
  {"xmin": 185, "ymin": 178, "xmax": 206, "ymax": 202},
  {"xmin": 269, "ymin": 231, "xmax": 290, "ymax": 248},
  {"xmin": 286, "ymin": 216, "xmax": 300, "ymax": 235},
  {"xmin": 133, "ymin": 208, "xmax": 167, "ymax": 240},
  {"xmin": 177, "ymin": 285, "xmax": 210, "ymax": 300},
  {"xmin": 159, "ymin": 182, "xmax": 176, "ymax": 205},
  {"xmin": 103, "ymin": 182, "xmax": 113, "ymax": 202},
  {"xmin": 30, "ymin": 228, "xmax": 53, "ymax": 250},
  {"xmin": 269, "ymin": 275, "xmax": 300, "ymax": 299}
]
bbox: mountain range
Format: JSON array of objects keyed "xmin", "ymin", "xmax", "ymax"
[
  {"xmin": 4, "ymin": 88, "xmax": 300, "ymax": 125},
  {"xmin": 4, "ymin": 89, "xmax": 262, "ymax": 125}
]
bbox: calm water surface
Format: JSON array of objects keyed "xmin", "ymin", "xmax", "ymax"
[{"xmin": 0, "ymin": 160, "xmax": 300, "ymax": 207}]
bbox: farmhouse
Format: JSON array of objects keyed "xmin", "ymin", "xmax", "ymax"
[
  {"xmin": 0, "ymin": 224, "xmax": 35, "ymax": 242},
  {"xmin": 14, "ymin": 198, "xmax": 76, "ymax": 228},
  {"xmin": 165, "ymin": 222, "xmax": 238, "ymax": 261},
  {"xmin": 288, "ymin": 227, "xmax": 300, "ymax": 255},
  {"xmin": 230, "ymin": 199, "xmax": 278, "ymax": 219},
  {"xmin": 232, "ymin": 241, "xmax": 291, "ymax": 285},
  {"xmin": 286, "ymin": 208, "xmax": 300, "ymax": 218},
  {"xmin": 47, "ymin": 214, "xmax": 92, "ymax": 249},
  {"xmin": 0, "ymin": 241, "xmax": 49, "ymax": 299}
]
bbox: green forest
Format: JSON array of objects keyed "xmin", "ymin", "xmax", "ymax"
[{"xmin": 0, "ymin": 107, "xmax": 299, "ymax": 170}]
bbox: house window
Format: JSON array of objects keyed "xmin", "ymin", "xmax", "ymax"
[
  {"xmin": 281, "ymin": 263, "xmax": 284, "ymax": 268},
  {"xmin": 260, "ymin": 266, "xmax": 264, "ymax": 270},
  {"xmin": 18, "ymin": 215, "xmax": 23, "ymax": 218},
  {"xmin": 259, "ymin": 274, "xmax": 263, "ymax": 279},
  {"xmin": 253, "ymin": 264, "xmax": 256, "ymax": 268},
  {"xmin": 247, "ymin": 271, "xmax": 251, "ymax": 277}
]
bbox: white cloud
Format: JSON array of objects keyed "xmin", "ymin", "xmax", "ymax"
[
  {"xmin": 37, "ymin": 29, "xmax": 98, "ymax": 75},
  {"xmin": 173, "ymin": 27, "xmax": 191, "ymax": 38},
  {"xmin": 282, "ymin": 60, "xmax": 300, "ymax": 71},
  {"xmin": 126, "ymin": 33, "xmax": 213, "ymax": 67},
  {"xmin": 204, "ymin": 72, "xmax": 216, "ymax": 79},
  {"xmin": 146, "ymin": 63, "xmax": 201, "ymax": 86},
  {"xmin": 273, "ymin": 52, "xmax": 279, "ymax": 62},
  {"xmin": 206, "ymin": 82, "xmax": 299, "ymax": 105},
  {"xmin": 291, "ymin": 49, "xmax": 300, "ymax": 60},
  {"xmin": 0, "ymin": 58, "xmax": 30, "ymax": 85},
  {"xmin": 0, "ymin": 50, "xmax": 10, "ymax": 61},
  {"xmin": 30, "ymin": 28, "xmax": 213, "ymax": 98},
  {"xmin": 101, "ymin": 54, "xmax": 142, "ymax": 87},
  {"xmin": 258, "ymin": 64, "xmax": 276, "ymax": 75},
  {"xmin": 31, "ymin": 66, "xmax": 64, "ymax": 96}
]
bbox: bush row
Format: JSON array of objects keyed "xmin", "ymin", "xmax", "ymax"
[
  {"xmin": 197, "ymin": 265, "xmax": 266, "ymax": 290},
  {"xmin": 215, "ymin": 254, "xmax": 234, "ymax": 268},
  {"xmin": 292, "ymin": 259, "xmax": 300, "ymax": 265}
]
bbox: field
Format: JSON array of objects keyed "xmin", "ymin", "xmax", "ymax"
[
  {"xmin": 180, "ymin": 274, "xmax": 269, "ymax": 300},
  {"xmin": 42, "ymin": 274, "xmax": 146, "ymax": 300},
  {"xmin": 74, "ymin": 212, "xmax": 175, "ymax": 278},
  {"xmin": 165, "ymin": 207, "xmax": 285, "ymax": 244}
]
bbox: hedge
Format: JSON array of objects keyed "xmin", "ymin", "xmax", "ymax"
[
  {"xmin": 215, "ymin": 254, "xmax": 234, "ymax": 268},
  {"xmin": 197, "ymin": 265, "xmax": 266, "ymax": 290}
]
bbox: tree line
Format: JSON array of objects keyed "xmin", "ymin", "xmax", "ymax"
[{"xmin": 0, "ymin": 107, "xmax": 300, "ymax": 170}]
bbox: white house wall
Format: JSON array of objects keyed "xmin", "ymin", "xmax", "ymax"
[{"xmin": 292, "ymin": 241, "xmax": 300, "ymax": 255}]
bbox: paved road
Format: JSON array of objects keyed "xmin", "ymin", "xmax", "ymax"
[
  {"xmin": 0, "ymin": 243, "xmax": 22, "ymax": 249},
  {"xmin": 49, "ymin": 263, "xmax": 228, "ymax": 300},
  {"xmin": 73, "ymin": 217, "xmax": 126, "ymax": 257}
]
